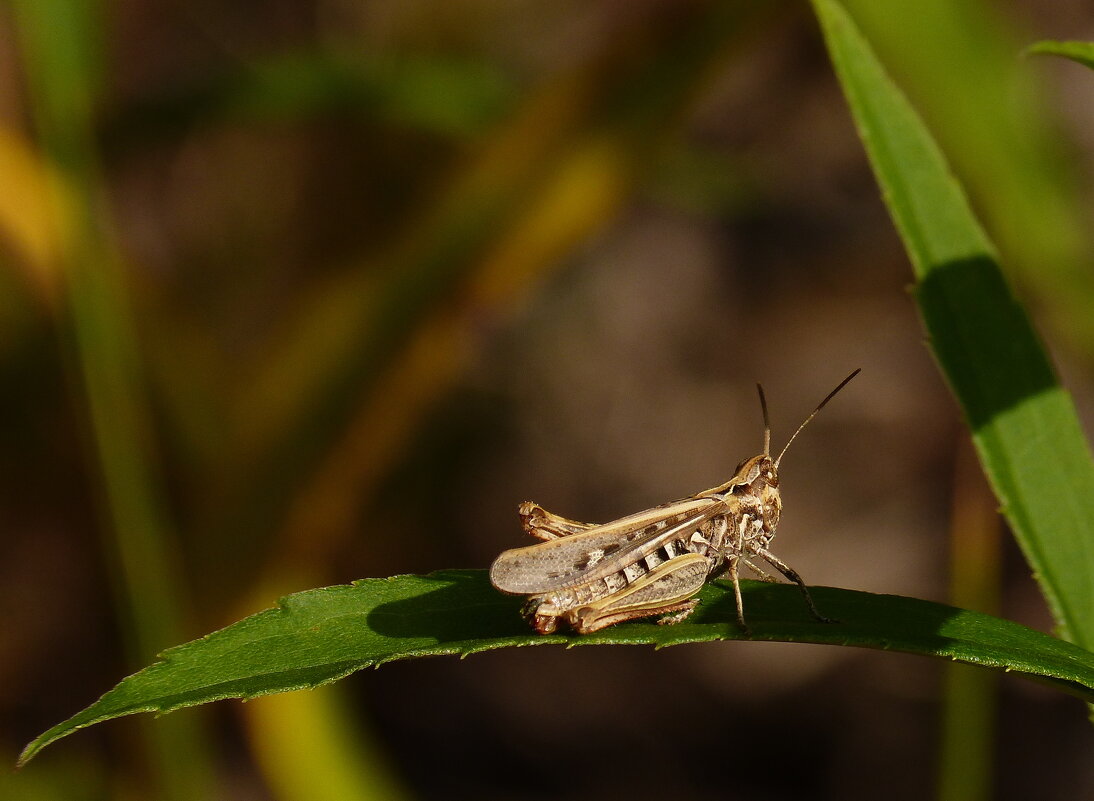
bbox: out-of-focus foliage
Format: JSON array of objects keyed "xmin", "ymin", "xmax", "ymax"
[
  {"xmin": 1026, "ymin": 40, "xmax": 1094, "ymax": 71},
  {"xmin": 843, "ymin": 1, "xmax": 1094, "ymax": 350}
]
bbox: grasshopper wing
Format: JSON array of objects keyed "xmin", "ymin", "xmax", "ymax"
[{"xmin": 490, "ymin": 497, "xmax": 728, "ymax": 594}]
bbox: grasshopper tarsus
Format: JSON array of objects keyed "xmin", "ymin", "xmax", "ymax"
[
  {"xmin": 531, "ymin": 614, "xmax": 558, "ymax": 635},
  {"xmin": 656, "ymin": 599, "xmax": 700, "ymax": 626},
  {"xmin": 756, "ymin": 546, "xmax": 835, "ymax": 626}
]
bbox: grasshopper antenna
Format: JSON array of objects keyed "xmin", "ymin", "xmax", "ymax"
[
  {"xmin": 774, "ymin": 368, "xmax": 861, "ymax": 468},
  {"xmin": 756, "ymin": 383, "xmax": 771, "ymax": 457}
]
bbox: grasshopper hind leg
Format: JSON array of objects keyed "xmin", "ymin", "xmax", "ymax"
[
  {"xmin": 518, "ymin": 501, "xmax": 596, "ymax": 541},
  {"xmin": 568, "ymin": 598, "xmax": 700, "ymax": 634},
  {"xmin": 566, "ymin": 553, "xmax": 711, "ymax": 634},
  {"xmin": 523, "ymin": 595, "xmax": 699, "ymax": 635},
  {"xmin": 520, "ymin": 597, "xmax": 561, "ymax": 634}
]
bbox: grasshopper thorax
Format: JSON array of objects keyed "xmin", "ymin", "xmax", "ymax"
[
  {"xmin": 703, "ymin": 453, "xmax": 777, "ymax": 497},
  {"xmin": 732, "ymin": 453, "xmax": 781, "ymax": 533},
  {"xmin": 699, "ymin": 453, "xmax": 782, "ymax": 536},
  {"xmin": 730, "ymin": 453, "xmax": 778, "ymax": 492}
]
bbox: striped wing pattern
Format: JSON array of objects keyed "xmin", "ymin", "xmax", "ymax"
[{"xmin": 489, "ymin": 497, "xmax": 730, "ymax": 594}]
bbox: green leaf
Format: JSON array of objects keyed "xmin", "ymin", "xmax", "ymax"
[
  {"xmin": 1025, "ymin": 40, "xmax": 1094, "ymax": 71},
  {"xmin": 812, "ymin": 0, "xmax": 1094, "ymax": 651},
  {"xmin": 19, "ymin": 570, "xmax": 1094, "ymax": 765}
]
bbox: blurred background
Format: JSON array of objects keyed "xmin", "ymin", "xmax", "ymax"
[{"xmin": 2, "ymin": 1, "xmax": 1094, "ymax": 799}]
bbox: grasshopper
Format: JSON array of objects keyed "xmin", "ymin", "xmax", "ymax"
[{"xmin": 489, "ymin": 369, "xmax": 859, "ymax": 634}]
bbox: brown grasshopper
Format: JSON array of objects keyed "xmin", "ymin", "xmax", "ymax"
[{"xmin": 489, "ymin": 370, "xmax": 859, "ymax": 634}]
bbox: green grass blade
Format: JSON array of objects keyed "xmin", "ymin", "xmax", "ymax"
[
  {"xmin": 1025, "ymin": 40, "xmax": 1094, "ymax": 70},
  {"xmin": 19, "ymin": 570, "xmax": 1094, "ymax": 766},
  {"xmin": 812, "ymin": 0, "xmax": 1094, "ymax": 650},
  {"xmin": 842, "ymin": 2, "xmax": 1094, "ymax": 353},
  {"xmin": 12, "ymin": 0, "xmax": 212, "ymax": 794}
]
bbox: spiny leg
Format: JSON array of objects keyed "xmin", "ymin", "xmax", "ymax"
[
  {"xmin": 657, "ymin": 599, "xmax": 700, "ymax": 626},
  {"xmin": 727, "ymin": 554, "xmax": 749, "ymax": 635},
  {"xmin": 755, "ymin": 547, "xmax": 836, "ymax": 624},
  {"xmin": 742, "ymin": 557, "xmax": 778, "ymax": 583},
  {"xmin": 728, "ymin": 513, "xmax": 750, "ymax": 634}
]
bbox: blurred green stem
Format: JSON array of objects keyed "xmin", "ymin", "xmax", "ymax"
[
  {"xmin": 938, "ymin": 438, "xmax": 1000, "ymax": 801},
  {"xmin": 11, "ymin": 0, "xmax": 211, "ymax": 796}
]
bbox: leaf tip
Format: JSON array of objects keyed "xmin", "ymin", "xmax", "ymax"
[{"xmin": 15, "ymin": 742, "xmax": 39, "ymax": 769}]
